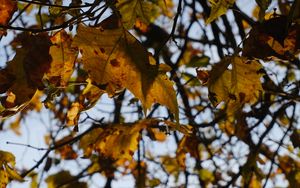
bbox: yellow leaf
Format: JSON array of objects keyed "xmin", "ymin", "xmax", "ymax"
[
  {"xmin": 46, "ymin": 30, "xmax": 77, "ymax": 87},
  {"xmin": 66, "ymin": 102, "xmax": 82, "ymax": 126},
  {"xmin": 73, "ymin": 23, "xmax": 178, "ymax": 121},
  {"xmin": 0, "ymin": 168, "xmax": 9, "ymax": 188},
  {"xmin": 0, "ymin": 150, "xmax": 15, "ymax": 166},
  {"xmin": 206, "ymin": 0, "xmax": 236, "ymax": 24},
  {"xmin": 80, "ymin": 120, "xmax": 152, "ymax": 160},
  {"xmin": 116, "ymin": 0, "xmax": 158, "ymax": 29},
  {"xmin": 207, "ymin": 56, "xmax": 263, "ymax": 115},
  {"xmin": 81, "ymin": 78, "xmax": 104, "ymax": 110},
  {"xmin": 4, "ymin": 163, "xmax": 24, "ymax": 182},
  {"xmin": 199, "ymin": 169, "xmax": 215, "ymax": 184},
  {"xmin": 146, "ymin": 128, "xmax": 167, "ymax": 142}
]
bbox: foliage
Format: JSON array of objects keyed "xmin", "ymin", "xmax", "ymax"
[{"xmin": 0, "ymin": 0, "xmax": 300, "ymax": 187}]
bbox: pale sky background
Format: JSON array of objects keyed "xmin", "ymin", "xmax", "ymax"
[{"xmin": 0, "ymin": 0, "xmax": 295, "ymax": 187}]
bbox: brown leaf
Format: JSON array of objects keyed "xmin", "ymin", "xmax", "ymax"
[
  {"xmin": 0, "ymin": 33, "xmax": 51, "ymax": 118},
  {"xmin": 243, "ymin": 16, "xmax": 300, "ymax": 59}
]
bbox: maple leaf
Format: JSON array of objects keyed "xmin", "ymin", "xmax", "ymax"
[
  {"xmin": 0, "ymin": 0, "xmax": 17, "ymax": 25},
  {"xmin": 0, "ymin": 33, "xmax": 52, "ymax": 119},
  {"xmin": 72, "ymin": 20, "xmax": 178, "ymax": 121},
  {"xmin": 45, "ymin": 30, "xmax": 77, "ymax": 87},
  {"xmin": 206, "ymin": 0, "xmax": 236, "ymax": 24},
  {"xmin": 116, "ymin": 0, "xmax": 156, "ymax": 29},
  {"xmin": 205, "ymin": 56, "xmax": 263, "ymax": 115}
]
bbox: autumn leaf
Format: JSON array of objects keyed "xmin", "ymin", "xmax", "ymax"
[
  {"xmin": 72, "ymin": 20, "xmax": 178, "ymax": 121},
  {"xmin": 0, "ymin": 33, "xmax": 52, "ymax": 119},
  {"xmin": 80, "ymin": 119, "xmax": 154, "ymax": 160},
  {"xmin": 0, "ymin": 0, "xmax": 17, "ymax": 25},
  {"xmin": 205, "ymin": 56, "xmax": 263, "ymax": 115},
  {"xmin": 45, "ymin": 30, "xmax": 77, "ymax": 87},
  {"xmin": 54, "ymin": 135, "xmax": 78, "ymax": 160},
  {"xmin": 116, "ymin": 0, "xmax": 157, "ymax": 29},
  {"xmin": 199, "ymin": 169, "xmax": 215, "ymax": 185},
  {"xmin": 243, "ymin": 16, "xmax": 300, "ymax": 60},
  {"xmin": 80, "ymin": 78, "xmax": 104, "ymax": 110},
  {"xmin": 206, "ymin": 0, "xmax": 236, "ymax": 24},
  {"xmin": 255, "ymin": 0, "xmax": 271, "ymax": 22},
  {"xmin": 66, "ymin": 102, "xmax": 83, "ymax": 126},
  {"xmin": 0, "ymin": 150, "xmax": 24, "ymax": 186}
]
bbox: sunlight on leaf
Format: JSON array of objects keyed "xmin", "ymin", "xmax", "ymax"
[
  {"xmin": 0, "ymin": 150, "xmax": 24, "ymax": 187},
  {"xmin": 80, "ymin": 119, "xmax": 154, "ymax": 160},
  {"xmin": 72, "ymin": 20, "xmax": 178, "ymax": 121},
  {"xmin": 206, "ymin": 0, "xmax": 235, "ymax": 24},
  {"xmin": 46, "ymin": 30, "xmax": 77, "ymax": 87},
  {"xmin": 66, "ymin": 102, "xmax": 83, "ymax": 126},
  {"xmin": 206, "ymin": 56, "xmax": 263, "ymax": 115},
  {"xmin": 0, "ymin": 0, "xmax": 17, "ymax": 25},
  {"xmin": 116, "ymin": 0, "xmax": 158, "ymax": 29}
]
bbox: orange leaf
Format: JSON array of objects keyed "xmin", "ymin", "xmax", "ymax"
[{"xmin": 0, "ymin": 0, "xmax": 17, "ymax": 25}]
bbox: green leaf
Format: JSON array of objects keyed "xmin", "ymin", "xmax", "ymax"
[
  {"xmin": 206, "ymin": 0, "xmax": 236, "ymax": 24},
  {"xmin": 72, "ymin": 21, "xmax": 178, "ymax": 121}
]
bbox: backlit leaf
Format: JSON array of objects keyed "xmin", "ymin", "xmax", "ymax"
[
  {"xmin": 206, "ymin": 56, "xmax": 263, "ymax": 115},
  {"xmin": 0, "ymin": 150, "xmax": 24, "ymax": 187},
  {"xmin": 199, "ymin": 169, "xmax": 215, "ymax": 185},
  {"xmin": 46, "ymin": 30, "xmax": 77, "ymax": 87},
  {"xmin": 66, "ymin": 102, "xmax": 83, "ymax": 126},
  {"xmin": 206, "ymin": 0, "xmax": 235, "ymax": 24},
  {"xmin": 72, "ymin": 21, "xmax": 178, "ymax": 121},
  {"xmin": 116, "ymin": 0, "xmax": 157, "ymax": 29},
  {"xmin": 0, "ymin": 0, "xmax": 17, "ymax": 25},
  {"xmin": 0, "ymin": 150, "xmax": 15, "ymax": 166},
  {"xmin": 4, "ymin": 163, "xmax": 24, "ymax": 182},
  {"xmin": 0, "ymin": 168, "xmax": 9, "ymax": 188},
  {"xmin": 80, "ymin": 119, "xmax": 153, "ymax": 160}
]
